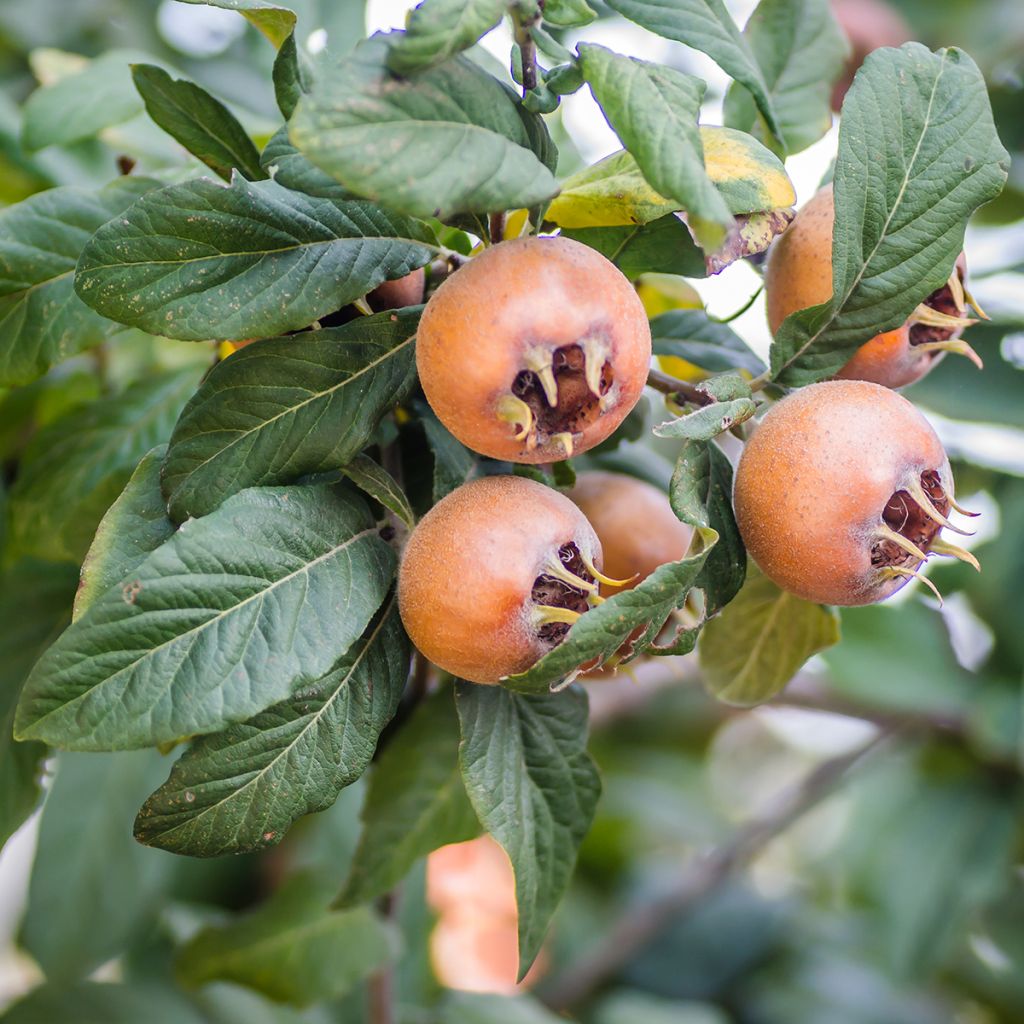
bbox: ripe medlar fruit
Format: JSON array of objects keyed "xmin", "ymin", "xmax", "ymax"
[
  {"xmin": 416, "ymin": 236, "xmax": 652, "ymax": 463},
  {"xmin": 398, "ymin": 474, "xmax": 622, "ymax": 684},
  {"xmin": 765, "ymin": 186, "xmax": 983, "ymax": 389},
  {"xmin": 734, "ymin": 380, "xmax": 978, "ymax": 606},
  {"xmin": 367, "ymin": 268, "xmax": 426, "ymax": 312},
  {"xmin": 568, "ymin": 471, "xmax": 693, "ymax": 595}
]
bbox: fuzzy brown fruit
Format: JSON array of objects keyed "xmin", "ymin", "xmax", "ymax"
[
  {"xmin": 765, "ymin": 186, "xmax": 983, "ymax": 389},
  {"xmin": 734, "ymin": 380, "xmax": 978, "ymax": 606},
  {"xmin": 416, "ymin": 236, "xmax": 652, "ymax": 463},
  {"xmin": 830, "ymin": 0, "xmax": 911, "ymax": 110},
  {"xmin": 367, "ymin": 267, "xmax": 426, "ymax": 312},
  {"xmin": 568, "ymin": 471, "xmax": 693, "ymax": 595},
  {"xmin": 398, "ymin": 475, "xmax": 621, "ymax": 684}
]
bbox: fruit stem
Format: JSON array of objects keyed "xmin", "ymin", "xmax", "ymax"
[
  {"xmin": 488, "ymin": 212, "xmax": 506, "ymax": 245},
  {"xmin": 646, "ymin": 368, "xmax": 716, "ymax": 407},
  {"xmin": 747, "ymin": 369, "xmax": 772, "ymax": 394}
]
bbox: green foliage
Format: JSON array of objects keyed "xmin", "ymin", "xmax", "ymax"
[
  {"xmin": 75, "ymin": 176, "xmax": 436, "ymax": 341},
  {"xmin": 770, "ymin": 44, "xmax": 1009, "ymax": 384},
  {"xmin": 162, "ymin": 310, "xmax": 419, "ymax": 520},
  {"xmin": 386, "ymin": 0, "xmax": 508, "ymax": 74},
  {"xmin": 651, "ymin": 309, "xmax": 766, "ymax": 376},
  {"xmin": 455, "ymin": 682, "xmax": 601, "ymax": 975},
  {"xmin": 338, "ymin": 685, "xmax": 479, "ymax": 907},
  {"xmin": 15, "ymin": 484, "xmax": 395, "ymax": 749},
  {"xmin": 289, "ymin": 38, "xmax": 559, "ymax": 218},
  {"xmin": 561, "ymin": 215, "xmax": 706, "ymax": 279}
]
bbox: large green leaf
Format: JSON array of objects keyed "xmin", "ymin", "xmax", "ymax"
[
  {"xmin": 6, "ymin": 367, "xmax": 202, "ymax": 564},
  {"xmin": 74, "ymin": 445, "xmax": 176, "ymax": 621},
  {"xmin": 175, "ymin": 0, "xmax": 297, "ymax": 47},
  {"xmin": 134, "ymin": 599, "xmax": 409, "ymax": 857},
  {"xmin": 261, "ymin": 127, "xmax": 352, "ymax": 199},
  {"xmin": 20, "ymin": 749, "xmax": 177, "ymax": 981},
  {"xmin": 0, "ymin": 560, "xmax": 77, "ymax": 853},
  {"xmin": 1, "ymin": 982, "xmax": 207, "ymax": 1024},
  {"xmin": 75, "ymin": 175, "xmax": 436, "ymax": 342},
  {"xmin": 456, "ymin": 683, "xmax": 601, "ymax": 977},
  {"xmin": 131, "ymin": 64, "xmax": 266, "ymax": 181},
  {"xmin": 723, "ymin": 0, "xmax": 848, "ymax": 157},
  {"xmin": 602, "ymin": 0, "xmax": 780, "ymax": 144},
  {"xmin": 161, "ymin": 309, "xmax": 418, "ymax": 521},
  {"xmin": 561, "ymin": 215, "xmax": 706, "ymax": 280},
  {"xmin": 577, "ymin": 44, "xmax": 732, "ymax": 249},
  {"xmin": 14, "ymin": 483, "xmax": 395, "ymax": 750},
  {"xmin": 651, "ymin": 309, "xmax": 766, "ymax": 376},
  {"xmin": 21, "ymin": 50, "xmax": 145, "ymax": 151},
  {"xmin": 176, "ymin": 873, "xmax": 398, "ymax": 1006},
  {"xmin": 289, "ymin": 38, "xmax": 559, "ymax": 219},
  {"xmin": 387, "ymin": 0, "xmax": 508, "ymax": 74},
  {"xmin": 770, "ymin": 44, "xmax": 1009, "ymax": 385},
  {"xmin": 697, "ymin": 566, "xmax": 840, "ymax": 706},
  {"xmin": 0, "ymin": 177, "xmax": 156, "ymax": 387},
  {"xmin": 337, "ymin": 686, "xmax": 479, "ymax": 908}
]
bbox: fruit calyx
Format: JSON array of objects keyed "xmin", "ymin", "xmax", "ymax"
[
  {"xmin": 529, "ymin": 541, "xmax": 629, "ymax": 645},
  {"xmin": 907, "ymin": 264, "xmax": 986, "ymax": 369},
  {"xmin": 870, "ymin": 469, "xmax": 979, "ymax": 604},
  {"xmin": 497, "ymin": 337, "xmax": 614, "ymax": 458}
]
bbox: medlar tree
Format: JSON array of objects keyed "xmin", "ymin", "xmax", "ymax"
[{"xmin": 0, "ymin": 0, "xmax": 1016, "ymax": 1021}]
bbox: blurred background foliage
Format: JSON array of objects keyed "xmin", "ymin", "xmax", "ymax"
[{"xmin": 0, "ymin": 1, "xmax": 1022, "ymax": 1023}]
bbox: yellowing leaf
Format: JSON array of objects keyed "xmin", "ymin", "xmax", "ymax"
[{"xmin": 548, "ymin": 127, "xmax": 795, "ymax": 230}]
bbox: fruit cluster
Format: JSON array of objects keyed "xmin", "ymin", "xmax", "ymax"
[{"xmin": 395, "ymin": 217, "xmax": 980, "ymax": 686}]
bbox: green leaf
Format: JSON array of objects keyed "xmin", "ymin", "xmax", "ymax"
[
  {"xmin": 770, "ymin": 44, "xmax": 1010, "ymax": 385},
  {"xmin": 6, "ymin": 367, "xmax": 201, "ymax": 564},
  {"xmin": 562, "ymin": 215, "xmax": 706, "ymax": 280},
  {"xmin": 0, "ymin": 560, "xmax": 77, "ymax": 853},
  {"xmin": 653, "ymin": 397, "xmax": 755, "ymax": 440},
  {"xmin": 341, "ymin": 454, "xmax": 415, "ymax": 529},
  {"xmin": 175, "ymin": 873, "xmax": 398, "ymax": 1006},
  {"xmin": 2, "ymin": 981, "xmax": 207, "ymax": 1024},
  {"xmin": 20, "ymin": 749, "xmax": 177, "ymax": 981},
  {"xmin": 273, "ymin": 30, "xmax": 313, "ymax": 120},
  {"xmin": 440, "ymin": 992, "xmax": 567, "ymax": 1023},
  {"xmin": 75, "ymin": 176, "xmax": 436, "ymax": 342},
  {"xmin": 289, "ymin": 38, "xmax": 559, "ymax": 219},
  {"xmin": 135, "ymin": 600, "xmax": 407, "ymax": 856},
  {"xmin": 577, "ymin": 44, "xmax": 732, "ymax": 250},
  {"xmin": 455, "ymin": 682, "xmax": 601, "ymax": 976},
  {"xmin": 387, "ymin": 0, "xmax": 508, "ymax": 74},
  {"xmin": 603, "ymin": 0, "xmax": 781, "ymax": 144},
  {"xmin": 21, "ymin": 50, "xmax": 145, "ymax": 151},
  {"xmin": 162, "ymin": 310, "xmax": 418, "ymax": 521},
  {"xmin": 723, "ymin": 0, "xmax": 849, "ymax": 156},
  {"xmin": 543, "ymin": 0, "xmax": 596, "ymax": 28},
  {"xmin": 14, "ymin": 483, "xmax": 395, "ymax": 750},
  {"xmin": 698, "ymin": 566, "xmax": 840, "ymax": 706},
  {"xmin": 693, "ymin": 443, "xmax": 745, "ymax": 616},
  {"xmin": 0, "ymin": 177, "xmax": 157, "ymax": 387},
  {"xmin": 421, "ymin": 412, "xmax": 478, "ymax": 502},
  {"xmin": 74, "ymin": 445, "xmax": 175, "ymax": 621},
  {"xmin": 131, "ymin": 64, "xmax": 266, "ymax": 182},
  {"xmin": 261, "ymin": 126, "xmax": 353, "ymax": 199},
  {"xmin": 508, "ymin": 534, "xmax": 713, "ymax": 690},
  {"xmin": 337, "ymin": 686, "xmax": 479, "ymax": 908},
  {"xmin": 651, "ymin": 309, "xmax": 766, "ymax": 376},
  {"xmin": 175, "ymin": 0, "xmax": 298, "ymax": 47}
]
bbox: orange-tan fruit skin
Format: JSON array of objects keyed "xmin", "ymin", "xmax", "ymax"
[
  {"xmin": 830, "ymin": 0, "xmax": 911, "ymax": 110},
  {"xmin": 367, "ymin": 267, "xmax": 426, "ymax": 311},
  {"xmin": 416, "ymin": 236, "xmax": 652, "ymax": 463},
  {"xmin": 766, "ymin": 185, "xmax": 941, "ymax": 389},
  {"xmin": 733, "ymin": 380, "xmax": 951, "ymax": 606},
  {"xmin": 568, "ymin": 471, "xmax": 693, "ymax": 595},
  {"xmin": 397, "ymin": 474, "xmax": 602, "ymax": 684}
]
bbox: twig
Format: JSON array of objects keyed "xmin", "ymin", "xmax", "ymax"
[
  {"xmin": 513, "ymin": 7, "xmax": 540, "ymax": 94},
  {"xmin": 367, "ymin": 890, "xmax": 400, "ymax": 1024},
  {"xmin": 539, "ymin": 729, "xmax": 892, "ymax": 1011},
  {"xmin": 646, "ymin": 367, "xmax": 716, "ymax": 406},
  {"xmin": 488, "ymin": 212, "xmax": 506, "ymax": 245}
]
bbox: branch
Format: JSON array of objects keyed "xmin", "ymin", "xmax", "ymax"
[
  {"xmin": 646, "ymin": 367, "xmax": 716, "ymax": 407},
  {"xmin": 539, "ymin": 729, "xmax": 892, "ymax": 1012}
]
